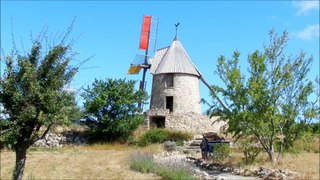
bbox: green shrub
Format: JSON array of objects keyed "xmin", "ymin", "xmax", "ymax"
[
  {"xmin": 129, "ymin": 153, "xmax": 156, "ymax": 173},
  {"xmin": 129, "ymin": 152, "xmax": 195, "ymax": 180},
  {"xmin": 163, "ymin": 141, "xmax": 177, "ymax": 151},
  {"xmin": 289, "ymin": 131, "xmax": 319, "ymax": 153},
  {"xmin": 156, "ymin": 165, "xmax": 194, "ymax": 180},
  {"xmin": 81, "ymin": 78, "xmax": 148, "ymax": 142},
  {"xmin": 239, "ymin": 137, "xmax": 262, "ymax": 164},
  {"xmin": 176, "ymin": 140, "xmax": 184, "ymax": 146},
  {"xmin": 138, "ymin": 129, "xmax": 169, "ymax": 146},
  {"xmin": 167, "ymin": 131, "xmax": 193, "ymax": 142},
  {"xmin": 212, "ymin": 143, "xmax": 231, "ymax": 163},
  {"xmin": 138, "ymin": 129, "xmax": 193, "ymax": 146}
]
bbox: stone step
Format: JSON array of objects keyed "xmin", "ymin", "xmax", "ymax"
[
  {"xmin": 182, "ymin": 148, "xmax": 201, "ymax": 154},
  {"xmin": 184, "ymin": 146, "xmax": 200, "ymax": 150},
  {"xmin": 190, "ymin": 140, "xmax": 202, "ymax": 146}
]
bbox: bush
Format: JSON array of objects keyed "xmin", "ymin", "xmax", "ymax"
[
  {"xmin": 163, "ymin": 141, "xmax": 177, "ymax": 151},
  {"xmin": 129, "ymin": 153, "xmax": 156, "ymax": 173},
  {"xmin": 289, "ymin": 131, "xmax": 319, "ymax": 153},
  {"xmin": 156, "ymin": 165, "xmax": 194, "ymax": 180},
  {"xmin": 167, "ymin": 131, "xmax": 193, "ymax": 142},
  {"xmin": 138, "ymin": 129, "xmax": 192, "ymax": 146},
  {"xmin": 129, "ymin": 152, "xmax": 195, "ymax": 180},
  {"xmin": 239, "ymin": 137, "xmax": 262, "ymax": 164},
  {"xmin": 212, "ymin": 143, "xmax": 231, "ymax": 163},
  {"xmin": 81, "ymin": 78, "xmax": 148, "ymax": 142},
  {"xmin": 138, "ymin": 129, "xmax": 170, "ymax": 146},
  {"xmin": 86, "ymin": 115, "xmax": 144, "ymax": 142}
]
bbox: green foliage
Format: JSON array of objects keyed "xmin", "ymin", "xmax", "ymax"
[
  {"xmin": 138, "ymin": 128, "xmax": 192, "ymax": 146},
  {"xmin": 310, "ymin": 122, "xmax": 320, "ymax": 134},
  {"xmin": 129, "ymin": 153, "xmax": 156, "ymax": 173},
  {"xmin": 0, "ymin": 24, "xmax": 80, "ymax": 179},
  {"xmin": 207, "ymin": 29, "xmax": 318, "ymax": 163},
  {"xmin": 156, "ymin": 165, "xmax": 194, "ymax": 180},
  {"xmin": 138, "ymin": 129, "xmax": 169, "ymax": 146},
  {"xmin": 81, "ymin": 78, "xmax": 148, "ymax": 141},
  {"xmin": 129, "ymin": 152, "xmax": 195, "ymax": 180},
  {"xmin": 167, "ymin": 130, "xmax": 193, "ymax": 142},
  {"xmin": 163, "ymin": 141, "xmax": 177, "ymax": 151},
  {"xmin": 212, "ymin": 143, "xmax": 231, "ymax": 163},
  {"xmin": 0, "ymin": 38, "xmax": 78, "ymax": 150},
  {"xmin": 288, "ymin": 131, "xmax": 319, "ymax": 153},
  {"xmin": 239, "ymin": 137, "xmax": 262, "ymax": 164}
]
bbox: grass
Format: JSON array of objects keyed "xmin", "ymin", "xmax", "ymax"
[
  {"xmin": 223, "ymin": 151, "xmax": 320, "ymax": 180},
  {"xmin": 137, "ymin": 128, "xmax": 193, "ymax": 146},
  {"xmin": 128, "ymin": 153, "xmax": 157, "ymax": 173},
  {"xmin": 1, "ymin": 135, "xmax": 319, "ymax": 179},
  {"xmin": 0, "ymin": 144, "xmax": 162, "ymax": 180},
  {"xmin": 129, "ymin": 152, "xmax": 195, "ymax": 180}
]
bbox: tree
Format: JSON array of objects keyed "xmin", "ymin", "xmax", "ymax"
[
  {"xmin": 0, "ymin": 26, "xmax": 79, "ymax": 179},
  {"xmin": 81, "ymin": 78, "xmax": 148, "ymax": 141},
  {"xmin": 207, "ymin": 29, "xmax": 319, "ymax": 163}
]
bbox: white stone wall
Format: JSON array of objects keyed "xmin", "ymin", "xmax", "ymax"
[
  {"xmin": 146, "ymin": 110, "xmax": 227, "ymax": 134},
  {"xmin": 165, "ymin": 113, "xmax": 227, "ymax": 134},
  {"xmin": 150, "ymin": 73, "xmax": 201, "ymax": 114}
]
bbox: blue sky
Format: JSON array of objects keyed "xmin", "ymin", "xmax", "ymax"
[{"xmin": 1, "ymin": 1, "xmax": 319, "ymax": 112}]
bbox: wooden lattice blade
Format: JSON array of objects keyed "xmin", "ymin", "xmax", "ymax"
[{"xmin": 128, "ymin": 65, "xmax": 142, "ymax": 74}]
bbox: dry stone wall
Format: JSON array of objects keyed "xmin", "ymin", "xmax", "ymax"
[
  {"xmin": 146, "ymin": 110, "xmax": 226, "ymax": 134},
  {"xmin": 165, "ymin": 113, "xmax": 226, "ymax": 134},
  {"xmin": 33, "ymin": 131, "xmax": 87, "ymax": 148}
]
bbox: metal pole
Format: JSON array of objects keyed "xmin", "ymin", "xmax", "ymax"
[{"xmin": 138, "ymin": 16, "xmax": 151, "ymax": 110}]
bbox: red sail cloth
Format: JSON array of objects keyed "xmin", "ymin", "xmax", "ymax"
[{"xmin": 139, "ymin": 15, "xmax": 152, "ymax": 50}]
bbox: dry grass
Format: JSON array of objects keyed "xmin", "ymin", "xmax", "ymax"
[
  {"xmin": 0, "ymin": 144, "xmax": 162, "ymax": 180},
  {"xmin": 1, "ymin": 141, "xmax": 319, "ymax": 179},
  {"xmin": 132, "ymin": 125, "xmax": 148, "ymax": 140},
  {"xmin": 228, "ymin": 152, "xmax": 320, "ymax": 180}
]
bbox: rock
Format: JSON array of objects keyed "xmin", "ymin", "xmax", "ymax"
[
  {"xmin": 32, "ymin": 131, "xmax": 87, "ymax": 148},
  {"xmin": 163, "ymin": 141, "xmax": 177, "ymax": 152}
]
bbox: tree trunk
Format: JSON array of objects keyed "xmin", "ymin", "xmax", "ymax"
[
  {"xmin": 267, "ymin": 146, "xmax": 276, "ymax": 163},
  {"xmin": 13, "ymin": 147, "xmax": 27, "ymax": 180}
]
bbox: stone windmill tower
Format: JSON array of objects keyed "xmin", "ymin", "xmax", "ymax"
[
  {"xmin": 145, "ymin": 34, "xmax": 225, "ymax": 133},
  {"xmin": 149, "ymin": 35, "xmax": 201, "ymax": 114},
  {"xmin": 127, "ymin": 17, "xmax": 226, "ymax": 133}
]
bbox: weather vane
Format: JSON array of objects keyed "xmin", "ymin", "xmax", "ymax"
[{"xmin": 175, "ymin": 22, "xmax": 180, "ymax": 36}]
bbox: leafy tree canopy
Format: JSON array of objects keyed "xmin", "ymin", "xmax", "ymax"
[
  {"xmin": 81, "ymin": 78, "xmax": 148, "ymax": 141},
  {"xmin": 207, "ymin": 29, "xmax": 319, "ymax": 163},
  {"xmin": 0, "ymin": 24, "xmax": 80, "ymax": 180}
]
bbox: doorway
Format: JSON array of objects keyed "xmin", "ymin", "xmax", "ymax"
[{"xmin": 149, "ymin": 116, "xmax": 165, "ymax": 128}]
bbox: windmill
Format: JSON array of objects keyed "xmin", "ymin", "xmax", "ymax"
[{"xmin": 127, "ymin": 15, "xmax": 159, "ymax": 109}]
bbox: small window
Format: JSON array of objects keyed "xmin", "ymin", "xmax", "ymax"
[
  {"xmin": 166, "ymin": 96, "xmax": 173, "ymax": 112},
  {"xmin": 165, "ymin": 74, "xmax": 174, "ymax": 88}
]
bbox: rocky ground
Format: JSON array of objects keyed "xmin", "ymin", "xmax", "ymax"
[{"xmin": 154, "ymin": 150, "xmax": 299, "ymax": 180}]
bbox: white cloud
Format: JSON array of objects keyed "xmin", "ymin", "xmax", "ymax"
[
  {"xmin": 292, "ymin": 1, "xmax": 319, "ymax": 16},
  {"xmin": 295, "ymin": 24, "xmax": 320, "ymax": 40}
]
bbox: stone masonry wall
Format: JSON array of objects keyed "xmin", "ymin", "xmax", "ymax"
[
  {"xmin": 146, "ymin": 109, "xmax": 227, "ymax": 134},
  {"xmin": 150, "ymin": 73, "xmax": 201, "ymax": 114},
  {"xmin": 165, "ymin": 113, "xmax": 227, "ymax": 134},
  {"xmin": 171, "ymin": 74, "xmax": 201, "ymax": 114}
]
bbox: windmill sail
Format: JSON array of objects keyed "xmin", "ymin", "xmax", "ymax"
[
  {"xmin": 128, "ymin": 65, "xmax": 142, "ymax": 74},
  {"xmin": 127, "ymin": 15, "xmax": 158, "ymax": 75},
  {"xmin": 139, "ymin": 15, "xmax": 152, "ymax": 50},
  {"xmin": 127, "ymin": 15, "xmax": 159, "ymax": 110}
]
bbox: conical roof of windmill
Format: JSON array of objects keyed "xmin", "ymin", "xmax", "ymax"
[{"xmin": 150, "ymin": 36, "xmax": 201, "ymax": 77}]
